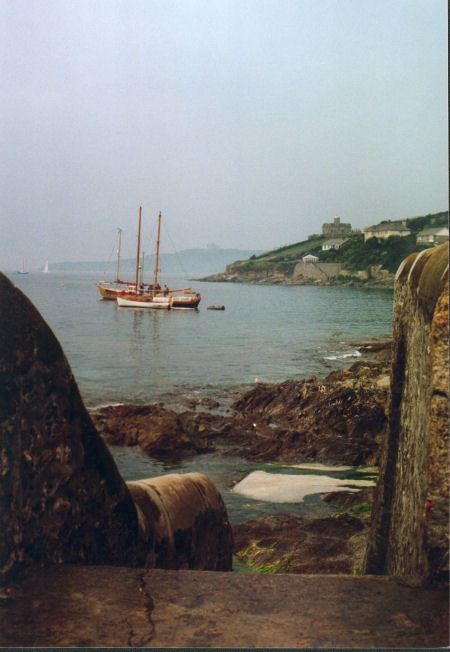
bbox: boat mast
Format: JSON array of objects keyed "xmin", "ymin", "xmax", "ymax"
[
  {"xmin": 153, "ymin": 211, "xmax": 162, "ymax": 287},
  {"xmin": 115, "ymin": 227, "xmax": 122, "ymax": 282},
  {"xmin": 135, "ymin": 206, "xmax": 142, "ymax": 290},
  {"xmin": 140, "ymin": 251, "xmax": 145, "ymax": 285}
]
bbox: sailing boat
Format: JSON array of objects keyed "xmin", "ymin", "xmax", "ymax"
[
  {"xmin": 145, "ymin": 210, "xmax": 202, "ymax": 309},
  {"xmin": 42, "ymin": 260, "xmax": 49, "ymax": 273},
  {"xmin": 17, "ymin": 258, "xmax": 29, "ymax": 274},
  {"xmin": 116, "ymin": 210, "xmax": 202, "ymax": 309},
  {"xmin": 116, "ymin": 209, "xmax": 172, "ymax": 309},
  {"xmin": 97, "ymin": 227, "xmax": 136, "ymax": 299}
]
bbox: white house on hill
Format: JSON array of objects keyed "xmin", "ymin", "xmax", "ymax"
[
  {"xmin": 363, "ymin": 221, "xmax": 411, "ymax": 242},
  {"xmin": 302, "ymin": 254, "xmax": 320, "ymax": 262},
  {"xmin": 321, "ymin": 238, "xmax": 348, "ymax": 251},
  {"xmin": 416, "ymin": 227, "xmax": 449, "ymax": 245}
]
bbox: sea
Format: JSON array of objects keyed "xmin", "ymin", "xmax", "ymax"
[{"xmin": 9, "ymin": 270, "xmax": 393, "ymax": 526}]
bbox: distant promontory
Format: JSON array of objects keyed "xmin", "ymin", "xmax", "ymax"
[{"xmin": 199, "ymin": 211, "xmax": 448, "ymax": 287}]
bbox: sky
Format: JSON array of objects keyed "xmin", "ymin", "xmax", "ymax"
[{"xmin": 1, "ymin": 0, "xmax": 448, "ymax": 270}]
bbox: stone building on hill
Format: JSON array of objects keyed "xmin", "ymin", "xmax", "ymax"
[{"xmin": 322, "ymin": 216, "xmax": 352, "ymax": 236}]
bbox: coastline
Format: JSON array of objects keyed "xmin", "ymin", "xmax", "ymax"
[
  {"xmin": 92, "ymin": 338, "xmax": 392, "ymax": 465},
  {"xmin": 195, "ymin": 272, "xmax": 395, "ymax": 290}
]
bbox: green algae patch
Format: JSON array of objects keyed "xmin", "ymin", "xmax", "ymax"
[
  {"xmin": 258, "ymin": 562, "xmax": 282, "ymax": 574},
  {"xmin": 350, "ymin": 503, "xmax": 372, "ymax": 518},
  {"xmin": 235, "ymin": 541, "xmax": 283, "ymax": 574}
]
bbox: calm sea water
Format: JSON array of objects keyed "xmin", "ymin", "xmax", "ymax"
[
  {"xmin": 10, "ymin": 271, "xmax": 393, "ymax": 407},
  {"xmin": 10, "ymin": 270, "xmax": 391, "ymax": 524}
]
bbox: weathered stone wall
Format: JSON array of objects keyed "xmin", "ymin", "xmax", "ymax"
[
  {"xmin": 292, "ymin": 261, "xmax": 344, "ymax": 281},
  {"xmin": 0, "ymin": 273, "xmax": 141, "ymax": 582},
  {"xmin": 0, "ymin": 273, "xmax": 232, "ymax": 582},
  {"xmin": 364, "ymin": 243, "xmax": 449, "ymax": 585}
]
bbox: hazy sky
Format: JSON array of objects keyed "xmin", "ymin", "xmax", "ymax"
[{"xmin": 1, "ymin": 0, "xmax": 448, "ymax": 270}]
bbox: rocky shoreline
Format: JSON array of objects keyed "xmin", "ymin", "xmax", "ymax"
[
  {"xmin": 91, "ymin": 340, "xmax": 392, "ymax": 574},
  {"xmin": 197, "ymin": 271, "xmax": 395, "ymax": 289},
  {"xmin": 92, "ymin": 341, "xmax": 392, "ymax": 466}
]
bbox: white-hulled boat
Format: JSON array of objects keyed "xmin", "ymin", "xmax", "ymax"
[
  {"xmin": 115, "ymin": 208, "xmax": 173, "ymax": 310},
  {"xmin": 117, "ymin": 294, "xmax": 172, "ymax": 309}
]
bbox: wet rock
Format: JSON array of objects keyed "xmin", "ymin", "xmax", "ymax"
[
  {"xmin": 93, "ymin": 355, "xmax": 391, "ymax": 467},
  {"xmin": 231, "ymin": 365, "xmax": 389, "ymax": 465},
  {"xmin": 233, "ymin": 512, "xmax": 369, "ymax": 575},
  {"xmin": 323, "ymin": 487, "xmax": 375, "ymax": 509},
  {"xmin": 93, "ymin": 403, "xmax": 225, "ymax": 459},
  {"xmin": 181, "ymin": 397, "xmax": 221, "ymax": 410}
]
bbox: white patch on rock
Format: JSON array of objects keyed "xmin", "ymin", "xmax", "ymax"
[{"xmin": 232, "ymin": 470, "xmax": 375, "ymax": 503}]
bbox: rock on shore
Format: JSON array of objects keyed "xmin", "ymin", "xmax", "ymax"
[
  {"xmin": 232, "ymin": 488, "xmax": 375, "ymax": 574},
  {"xmin": 233, "ymin": 512, "xmax": 369, "ymax": 574},
  {"xmin": 92, "ymin": 343, "xmax": 391, "ymax": 467}
]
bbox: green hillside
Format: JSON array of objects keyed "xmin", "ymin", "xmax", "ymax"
[{"xmin": 232, "ymin": 211, "xmax": 448, "ymax": 277}]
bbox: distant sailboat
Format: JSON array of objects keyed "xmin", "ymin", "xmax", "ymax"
[
  {"xmin": 42, "ymin": 260, "xmax": 49, "ymax": 273},
  {"xmin": 97, "ymin": 227, "xmax": 137, "ymax": 299},
  {"xmin": 17, "ymin": 258, "xmax": 29, "ymax": 274}
]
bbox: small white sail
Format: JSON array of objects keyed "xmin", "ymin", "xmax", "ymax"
[
  {"xmin": 43, "ymin": 260, "xmax": 49, "ymax": 273},
  {"xmin": 17, "ymin": 258, "xmax": 29, "ymax": 274}
]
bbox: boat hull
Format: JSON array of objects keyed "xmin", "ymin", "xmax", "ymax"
[
  {"xmin": 171, "ymin": 298, "xmax": 201, "ymax": 309},
  {"xmin": 117, "ymin": 295, "xmax": 172, "ymax": 309},
  {"xmin": 97, "ymin": 284, "xmax": 121, "ymax": 300},
  {"xmin": 171, "ymin": 292, "xmax": 201, "ymax": 310},
  {"xmin": 97, "ymin": 282, "xmax": 141, "ymax": 300}
]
